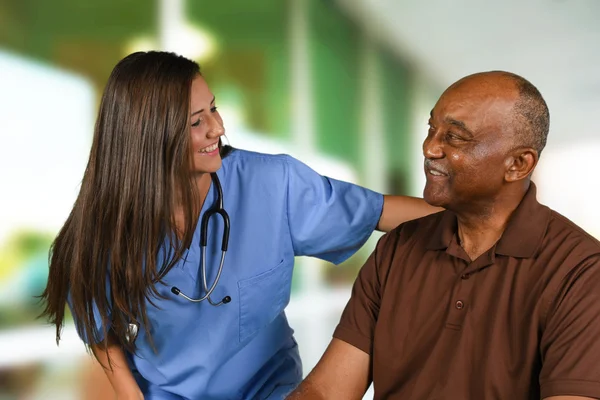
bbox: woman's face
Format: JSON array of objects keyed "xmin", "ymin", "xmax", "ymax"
[{"xmin": 189, "ymin": 75, "xmax": 225, "ymax": 174}]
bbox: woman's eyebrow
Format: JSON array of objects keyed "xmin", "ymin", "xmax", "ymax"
[{"xmin": 191, "ymin": 96, "xmax": 216, "ymax": 116}]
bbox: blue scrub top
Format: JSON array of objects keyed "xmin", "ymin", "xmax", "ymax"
[{"xmin": 77, "ymin": 149, "xmax": 383, "ymax": 399}]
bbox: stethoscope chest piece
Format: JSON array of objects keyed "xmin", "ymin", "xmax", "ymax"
[{"xmin": 126, "ymin": 322, "xmax": 139, "ymax": 344}]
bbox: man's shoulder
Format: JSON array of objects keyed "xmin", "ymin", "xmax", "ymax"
[
  {"xmin": 534, "ymin": 206, "xmax": 600, "ymax": 293},
  {"xmin": 545, "ymin": 207, "xmax": 600, "ymax": 255}
]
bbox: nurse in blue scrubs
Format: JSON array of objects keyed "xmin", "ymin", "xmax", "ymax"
[{"xmin": 40, "ymin": 51, "xmax": 439, "ymax": 400}]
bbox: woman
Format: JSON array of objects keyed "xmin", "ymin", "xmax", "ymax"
[{"xmin": 40, "ymin": 51, "xmax": 438, "ymax": 399}]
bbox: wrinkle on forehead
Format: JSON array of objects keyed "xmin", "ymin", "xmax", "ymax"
[{"xmin": 437, "ymin": 77, "xmax": 519, "ymax": 139}]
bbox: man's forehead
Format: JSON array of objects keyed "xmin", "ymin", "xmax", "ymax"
[
  {"xmin": 446, "ymin": 74, "xmax": 518, "ymax": 102},
  {"xmin": 433, "ymin": 84, "xmax": 517, "ymax": 126}
]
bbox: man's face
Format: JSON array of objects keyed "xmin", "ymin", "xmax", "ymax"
[{"xmin": 422, "ymin": 76, "xmax": 518, "ymax": 210}]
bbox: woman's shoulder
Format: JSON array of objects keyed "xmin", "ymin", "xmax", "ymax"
[
  {"xmin": 222, "ymin": 147, "xmax": 301, "ymax": 172},
  {"xmin": 219, "ymin": 148, "xmax": 301, "ymax": 200},
  {"xmin": 224, "ymin": 147, "xmax": 292, "ymax": 162},
  {"xmin": 221, "ymin": 148, "xmax": 325, "ymax": 191}
]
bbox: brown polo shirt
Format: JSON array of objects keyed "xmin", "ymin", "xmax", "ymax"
[{"xmin": 334, "ymin": 183, "xmax": 600, "ymax": 399}]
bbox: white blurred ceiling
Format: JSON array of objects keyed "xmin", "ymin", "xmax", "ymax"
[{"xmin": 338, "ymin": 0, "xmax": 600, "ymax": 146}]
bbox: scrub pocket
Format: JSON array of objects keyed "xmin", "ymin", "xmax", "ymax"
[{"xmin": 238, "ymin": 258, "xmax": 293, "ymax": 343}]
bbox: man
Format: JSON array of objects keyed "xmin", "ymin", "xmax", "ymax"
[{"xmin": 287, "ymin": 71, "xmax": 600, "ymax": 399}]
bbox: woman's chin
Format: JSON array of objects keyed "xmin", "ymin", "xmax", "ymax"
[{"xmin": 194, "ymin": 157, "xmax": 222, "ymax": 174}]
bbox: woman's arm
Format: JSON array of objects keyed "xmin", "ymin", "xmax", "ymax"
[
  {"xmin": 91, "ymin": 331, "xmax": 143, "ymax": 400},
  {"xmin": 377, "ymin": 195, "xmax": 442, "ymax": 232}
]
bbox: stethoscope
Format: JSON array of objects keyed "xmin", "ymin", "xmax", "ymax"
[
  {"xmin": 170, "ymin": 172, "xmax": 231, "ymax": 306},
  {"xmin": 127, "ymin": 173, "xmax": 231, "ymax": 344}
]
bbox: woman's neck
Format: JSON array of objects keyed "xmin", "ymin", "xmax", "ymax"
[
  {"xmin": 173, "ymin": 172, "xmax": 213, "ymax": 237},
  {"xmin": 193, "ymin": 172, "xmax": 213, "ymax": 204}
]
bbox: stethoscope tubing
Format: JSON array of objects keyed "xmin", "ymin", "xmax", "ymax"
[{"xmin": 171, "ymin": 173, "xmax": 231, "ymax": 306}]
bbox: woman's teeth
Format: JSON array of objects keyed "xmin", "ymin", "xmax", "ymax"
[{"xmin": 199, "ymin": 143, "xmax": 218, "ymax": 153}]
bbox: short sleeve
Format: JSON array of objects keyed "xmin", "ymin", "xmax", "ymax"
[
  {"xmin": 284, "ymin": 156, "xmax": 383, "ymax": 264},
  {"xmin": 66, "ymin": 274, "xmax": 112, "ymax": 345},
  {"xmin": 332, "ymin": 231, "xmax": 396, "ymax": 355},
  {"xmin": 539, "ymin": 255, "xmax": 600, "ymax": 398}
]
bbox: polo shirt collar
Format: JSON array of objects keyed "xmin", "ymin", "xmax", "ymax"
[{"xmin": 426, "ymin": 182, "xmax": 550, "ymax": 259}]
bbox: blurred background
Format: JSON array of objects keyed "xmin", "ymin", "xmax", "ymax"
[{"xmin": 0, "ymin": 0, "xmax": 599, "ymax": 398}]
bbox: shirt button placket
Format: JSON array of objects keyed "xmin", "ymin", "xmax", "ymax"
[{"xmin": 445, "ymin": 274, "xmax": 472, "ymax": 330}]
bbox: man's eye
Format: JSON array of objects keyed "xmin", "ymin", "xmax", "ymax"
[{"xmin": 447, "ymin": 132, "xmax": 462, "ymax": 141}]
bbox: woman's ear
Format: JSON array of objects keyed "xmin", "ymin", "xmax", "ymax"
[{"xmin": 505, "ymin": 148, "xmax": 538, "ymax": 182}]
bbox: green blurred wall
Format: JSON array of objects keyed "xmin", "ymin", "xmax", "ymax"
[
  {"xmin": 0, "ymin": 0, "xmax": 416, "ymax": 187},
  {"xmin": 189, "ymin": 0, "xmax": 291, "ymax": 138},
  {"xmin": 0, "ymin": 0, "xmax": 155, "ymax": 90},
  {"xmin": 380, "ymin": 49, "xmax": 414, "ymax": 194},
  {"xmin": 0, "ymin": 0, "xmax": 419, "ymax": 290},
  {"xmin": 309, "ymin": 0, "xmax": 361, "ymax": 164}
]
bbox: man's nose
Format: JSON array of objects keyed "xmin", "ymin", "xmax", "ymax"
[{"xmin": 423, "ymin": 133, "xmax": 444, "ymax": 159}]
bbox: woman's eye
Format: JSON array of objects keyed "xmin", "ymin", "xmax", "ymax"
[
  {"xmin": 210, "ymin": 106, "xmax": 218, "ymax": 113},
  {"xmin": 192, "ymin": 119, "xmax": 201, "ymax": 127}
]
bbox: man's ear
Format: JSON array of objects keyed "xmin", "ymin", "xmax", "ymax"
[{"xmin": 504, "ymin": 148, "xmax": 538, "ymax": 182}]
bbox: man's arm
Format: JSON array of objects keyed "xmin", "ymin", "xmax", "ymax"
[
  {"xmin": 539, "ymin": 257, "xmax": 600, "ymax": 399},
  {"xmin": 288, "ymin": 231, "xmax": 398, "ymax": 399},
  {"xmin": 286, "ymin": 339, "xmax": 370, "ymax": 400},
  {"xmin": 377, "ymin": 195, "xmax": 441, "ymax": 232}
]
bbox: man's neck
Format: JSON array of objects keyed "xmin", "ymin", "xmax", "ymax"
[
  {"xmin": 455, "ymin": 186, "xmax": 528, "ymax": 261},
  {"xmin": 456, "ymin": 213, "xmax": 507, "ymax": 261}
]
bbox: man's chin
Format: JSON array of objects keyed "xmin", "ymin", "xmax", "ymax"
[{"xmin": 423, "ymin": 188, "xmax": 448, "ymax": 208}]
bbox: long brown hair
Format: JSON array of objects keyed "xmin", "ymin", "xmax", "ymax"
[{"xmin": 39, "ymin": 51, "xmax": 221, "ymax": 356}]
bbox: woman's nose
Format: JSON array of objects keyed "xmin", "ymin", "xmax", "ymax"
[{"xmin": 206, "ymin": 116, "xmax": 225, "ymax": 138}]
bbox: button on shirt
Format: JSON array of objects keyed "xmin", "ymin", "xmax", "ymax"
[
  {"xmin": 72, "ymin": 149, "xmax": 384, "ymax": 399},
  {"xmin": 334, "ymin": 183, "xmax": 600, "ymax": 399}
]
